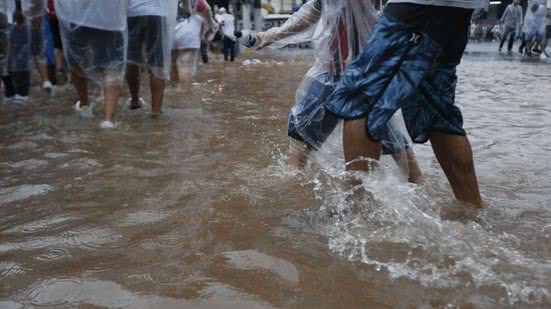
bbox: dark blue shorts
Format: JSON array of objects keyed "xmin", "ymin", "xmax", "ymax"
[
  {"xmin": 326, "ymin": 8, "xmax": 471, "ymax": 143},
  {"xmin": 288, "ymin": 73, "xmax": 408, "ymax": 155}
]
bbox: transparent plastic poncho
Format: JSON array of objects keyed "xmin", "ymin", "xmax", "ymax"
[
  {"xmin": 22, "ymin": 0, "xmax": 47, "ymax": 67},
  {"xmin": 523, "ymin": 0, "xmax": 546, "ymax": 34},
  {"xmin": 0, "ymin": 0, "xmax": 7, "ymax": 75},
  {"xmin": 127, "ymin": 0, "xmax": 178, "ymax": 80},
  {"xmin": 264, "ymin": 0, "xmax": 413, "ymax": 171},
  {"xmin": 8, "ymin": 4, "xmax": 33, "ymax": 72},
  {"xmin": 55, "ymin": 0, "xmax": 128, "ymax": 85}
]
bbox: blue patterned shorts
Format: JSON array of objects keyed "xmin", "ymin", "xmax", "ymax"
[
  {"xmin": 326, "ymin": 13, "xmax": 467, "ymax": 143},
  {"xmin": 288, "ymin": 73, "xmax": 409, "ymax": 155}
]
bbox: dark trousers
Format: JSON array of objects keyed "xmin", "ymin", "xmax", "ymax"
[
  {"xmin": 223, "ymin": 36, "xmax": 235, "ymax": 62},
  {"xmin": 200, "ymin": 41, "xmax": 209, "ymax": 63},
  {"xmin": 519, "ymin": 32, "xmax": 527, "ymax": 54},
  {"xmin": 499, "ymin": 26, "xmax": 516, "ymax": 51},
  {"xmin": 2, "ymin": 71, "xmax": 30, "ymax": 97}
]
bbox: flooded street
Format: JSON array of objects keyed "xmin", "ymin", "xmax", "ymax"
[{"xmin": 1, "ymin": 43, "xmax": 551, "ymax": 308}]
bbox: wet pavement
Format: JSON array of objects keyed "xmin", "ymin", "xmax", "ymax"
[{"xmin": 1, "ymin": 42, "xmax": 551, "ymax": 308}]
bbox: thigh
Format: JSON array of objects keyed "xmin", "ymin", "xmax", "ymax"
[
  {"xmin": 61, "ymin": 23, "xmax": 91, "ymax": 68},
  {"xmin": 127, "ymin": 16, "xmax": 144, "ymax": 63},
  {"xmin": 143, "ymin": 16, "xmax": 166, "ymax": 67},
  {"xmin": 90, "ymin": 28, "xmax": 125, "ymax": 71}
]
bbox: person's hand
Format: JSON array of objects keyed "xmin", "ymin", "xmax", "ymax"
[{"xmin": 256, "ymin": 32, "xmax": 274, "ymax": 50}]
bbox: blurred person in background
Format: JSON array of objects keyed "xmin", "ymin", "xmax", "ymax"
[
  {"xmin": 55, "ymin": 0, "xmax": 128, "ymax": 128},
  {"xmin": 498, "ymin": 0, "xmax": 523, "ymax": 52},
  {"xmin": 172, "ymin": 0, "xmax": 216, "ymax": 91},
  {"xmin": 216, "ymin": 7, "xmax": 235, "ymax": 62},
  {"xmin": 125, "ymin": 0, "xmax": 178, "ymax": 114}
]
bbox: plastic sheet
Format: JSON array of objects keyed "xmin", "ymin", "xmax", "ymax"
[
  {"xmin": 55, "ymin": 0, "xmax": 128, "ymax": 85},
  {"xmin": 127, "ymin": 0, "xmax": 178, "ymax": 80},
  {"xmin": 0, "ymin": 0, "xmax": 7, "ymax": 75}
]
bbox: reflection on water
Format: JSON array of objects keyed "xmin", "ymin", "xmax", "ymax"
[{"xmin": 1, "ymin": 44, "xmax": 550, "ymax": 308}]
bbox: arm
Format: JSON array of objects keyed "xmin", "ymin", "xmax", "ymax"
[
  {"xmin": 178, "ymin": 0, "xmax": 192, "ymax": 18},
  {"xmin": 256, "ymin": 0, "xmax": 321, "ymax": 49},
  {"xmin": 500, "ymin": 6, "xmax": 510, "ymax": 24},
  {"xmin": 197, "ymin": 0, "xmax": 217, "ymax": 40}
]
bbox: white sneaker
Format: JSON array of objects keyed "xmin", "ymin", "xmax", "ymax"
[
  {"xmin": 540, "ymin": 53, "xmax": 548, "ymax": 60},
  {"xmin": 42, "ymin": 80, "xmax": 54, "ymax": 96},
  {"xmin": 4, "ymin": 96, "xmax": 14, "ymax": 104},
  {"xmin": 126, "ymin": 97, "xmax": 146, "ymax": 110},
  {"xmin": 13, "ymin": 95, "xmax": 29, "ymax": 103},
  {"xmin": 99, "ymin": 120, "xmax": 115, "ymax": 129},
  {"xmin": 74, "ymin": 101, "xmax": 95, "ymax": 119}
]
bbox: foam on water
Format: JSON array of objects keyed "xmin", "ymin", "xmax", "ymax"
[
  {"xmin": 0, "ymin": 184, "xmax": 54, "ymax": 206},
  {"xmin": 296, "ymin": 154, "xmax": 551, "ymax": 305}
]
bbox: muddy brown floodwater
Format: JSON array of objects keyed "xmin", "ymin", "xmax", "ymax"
[{"xmin": 1, "ymin": 44, "xmax": 551, "ymax": 308}]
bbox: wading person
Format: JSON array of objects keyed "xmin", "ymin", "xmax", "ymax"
[
  {"xmin": 216, "ymin": 7, "xmax": 235, "ymax": 62},
  {"xmin": 7, "ymin": 6, "xmax": 32, "ymax": 102},
  {"xmin": 24, "ymin": 0, "xmax": 56, "ymax": 96},
  {"xmin": 325, "ymin": 1, "xmax": 485, "ymax": 207},
  {"xmin": 125, "ymin": 0, "xmax": 178, "ymax": 113},
  {"xmin": 498, "ymin": 0, "xmax": 523, "ymax": 53},
  {"xmin": 172, "ymin": 0, "xmax": 216, "ymax": 91},
  {"xmin": 46, "ymin": 0, "xmax": 67, "ymax": 83},
  {"xmin": 255, "ymin": 0, "xmax": 423, "ymax": 183},
  {"xmin": 55, "ymin": 0, "xmax": 128, "ymax": 128},
  {"xmin": 525, "ymin": 0, "xmax": 547, "ymax": 58}
]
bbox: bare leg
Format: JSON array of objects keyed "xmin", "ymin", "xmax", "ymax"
[
  {"xmin": 176, "ymin": 50, "xmax": 196, "ymax": 92},
  {"xmin": 103, "ymin": 70, "xmax": 123, "ymax": 122},
  {"xmin": 177, "ymin": 67, "xmax": 192, "ymax": 92},
  {"xmin": 149, "ymin": 72, "xmax": 166, "ymax": 113},
  {"xmin": 288, "ymin": 139, "xmax": 310, "ymax": 170},
  {"xmin": 126, "ymin": 63, "xmax": 140, "ymax": 101},
  {"xmin": 54, "ymin": 49, "xmax": 65, "ymax": 71},
  {"xmin": 35, "ymin": 59, "xmax": 49, "ymax": 83},
  {"xmin": 430, "ymin": 132, "xmax": 482, "ymax": 207},
  {"xmin": 343, "ymin": 118, "xmax": 382, "ymax": 172},
  {"xmin": 405, "ymin": 148, "xmax": 423, "ymax": 183},
  {"xmin": 392, "ymin": 147, "xmax": 423, "ymax": 184},
  {"xmin": 71, "ymin": 72, "xmax": 88, "ymax": 106}
]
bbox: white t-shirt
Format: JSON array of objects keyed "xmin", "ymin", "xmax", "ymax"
[
  {"xmin": 387, "ymin": 0, "xmax": 488, "ymax": 9},
  {"xmin": 128, "ymin": 0, "xmax": 161, "ymax": 17},
  {"xmin": 216, "ymin": 13, "xmax": 235, "ymax": 41},
  {"xmin": 173, "ymin": 14, "xmax": 204, "ymax": 49},
  {"xmin": 55, "ymin": 0, "xmax": 128, "ymax": 31}
]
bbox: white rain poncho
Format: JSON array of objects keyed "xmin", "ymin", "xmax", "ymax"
[
  {"xmin": 260, "ymin": 0, "xmax": 414, "ymax": 168},
  {"xmin": 523, "ymin": 0, "xmax": 547, "ymax": 37},
  {"xmin": 127, "ymin": 0, "xmax": 178, "ymax": 80},
  {"xmin": 55, "ymin": 0, "xmax": 128, "ymax": 84},
  {"xmin": 22, "ymin": 0, "xmax": 47, "ymax": 67},
  {"xmin": 0, "ymin": 0, "xmax": 7, "ymax": 75}
]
